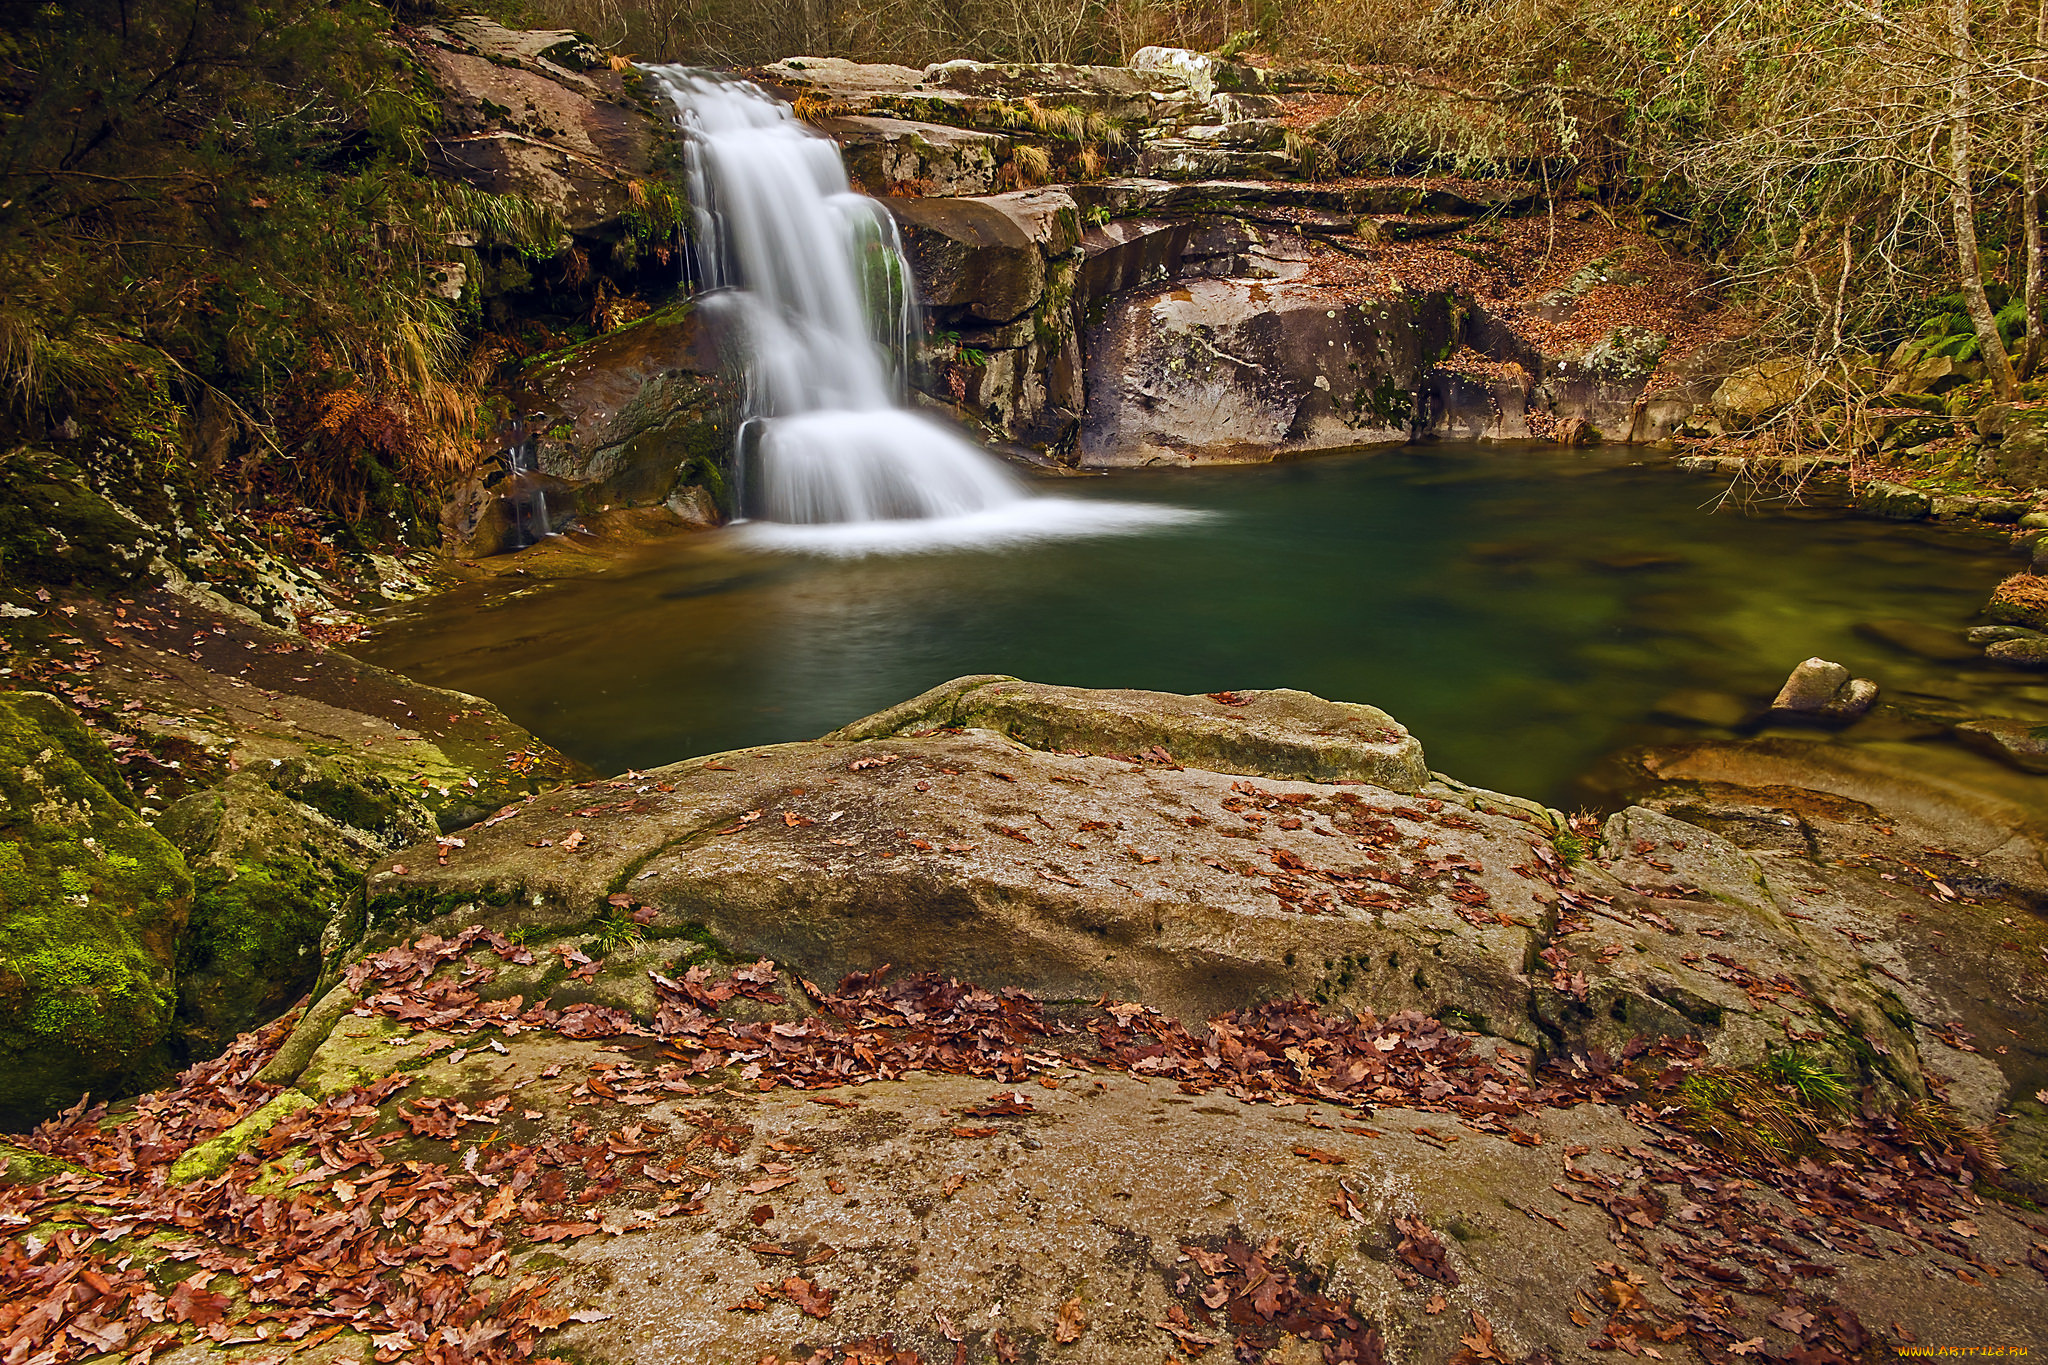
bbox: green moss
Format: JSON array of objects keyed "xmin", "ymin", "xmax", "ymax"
[
  {"xmin": 0, "ymin": 692, "xmax": 192, "ymax": 1127},
  {"xmin": 168, "ymin": 1089, "xmax": 314, "ymax": 1183},
  {"xmin": 177, "ymin": 855, "xmax": 340, "ymax": 1057}
]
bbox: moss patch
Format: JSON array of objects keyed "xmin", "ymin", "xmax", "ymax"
[{"xmin": 0, "ymin": 692, "xmax": 193, "ymax": 1128}]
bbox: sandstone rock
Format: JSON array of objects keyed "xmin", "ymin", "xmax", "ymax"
[
  {"xmin": 833, "ymin": 676, "xmax": 1430, "ymax": 789},
  {"xmin": 440, "ymin": 463, "xmax": 580, "ymax": 560},
  {"xmin": 1770, "ymin": 658, "xmax": 1877, "ymax": 718},
  {"xmin": 890, "ymin": 190, "xmax": 1080, "ymax": 325},
  {"xmin": 1130, "ymin": 44, "xmax": 1219, "ymax": 100},
  {"xmin": 1883, "ymin": 352, "xmax": 1979, "ymax": 395},
  {"xmin": 0, "ymin": 692, "xmax": 191, "ymax": 1128},
  {"xmin": 157, "ymin": 761, "xmax": 432, "ymax": 1057},
  {"xmin": 1953, "ymin": 717, "xmax": 2048, "ymax": 771},
  {"xmin": 407, "ymin": 18, "xmax": 669, "ymax": 240},
  {"xmin": 1078, "ymin": 267, "xmax": 1453, "ymax": 465},
  {"xmin": 1966, "ymin": 624, "xmax": 2046, "ymax": 646},
  {"xmin": 1983, "ymin": 406, "xmax": 2048, "ymax": 490},
  {"xmin": 759, "ymin": 56, "xmax": 926, "ymax": 99},
  {"xmin": 324, "ymin": 681, "xmax": 1921, "ymax": 1092},
  {"xmin": 1708, "ymin": 358, "xmax": 1817, "ymax": 428},
  {"xmin": 826, "ymin": 115, "xmax": 1008, "ymax": 195},
  {"xmin": 228, "ymin": 1004, "xmax": 2043, "ymax": 1364},
  {"xmin": 1586, "ymin": 733, "xmax": 2048, "ymax": 1184},
  {"xmin": 1858, "ymin": 480, "xmax": 1931, "ymax": 520}
]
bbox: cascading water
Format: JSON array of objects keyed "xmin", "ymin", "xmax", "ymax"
[{"xmin": 641, "ymin": 68, "xmax": 1195, "ymax": 554}]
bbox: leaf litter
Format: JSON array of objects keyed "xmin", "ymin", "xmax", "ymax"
[{"xmin": 0, "ymin": 923, "xmax": 2034, "ymax": 1365}]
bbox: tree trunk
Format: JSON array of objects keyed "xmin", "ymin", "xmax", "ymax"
[
  {"xmin": 1948, "ymin": 0, "xmax": 2020, "ymax": 399},
  {"xmin": 2021, "ymin": 0, "xmax": 2046, "ymax": 379}
]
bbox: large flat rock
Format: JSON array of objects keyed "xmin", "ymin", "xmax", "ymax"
[{"xmin": 336, "ymin": 682, "xmax": 1923, "ymax": 1086}]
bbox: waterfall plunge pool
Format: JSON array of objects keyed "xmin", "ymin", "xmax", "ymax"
[{"xmin": 363, "ymin": 445, "xmax": 2043, "ymax": 810}]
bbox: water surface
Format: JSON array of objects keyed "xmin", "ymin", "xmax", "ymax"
[{"xmin": 365, "ymin": 445, "xmax": 2031, "ymax": 807}]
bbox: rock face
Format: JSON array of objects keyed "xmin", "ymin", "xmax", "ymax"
[
  {"xmin": 406, "ymin": 18, "xmax": 670, "ymax": 242},
  {"xmin": 1080, "ymin": 261, "xmax": 1455, "ymax": 464},
  {"xmin": 443, "ymin": 304, "xmax": 733, "ymax": 559},
  {"xmin": 329, "ymin": 680, "xmax": 1917, "ymax": 1090},
  {"xmin": 0, "ymin": 692, "xmax": 191, "ymax": 1128},
  {"xmin": 889, "ymin": 191, "xmax": 1085, "ymax": 446},
  {"xmin": 518, "ymin": 306, "xmax": 732, "ymax": 509}
]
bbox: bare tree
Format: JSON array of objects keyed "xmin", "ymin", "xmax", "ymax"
[{"xmin": 1947, "ymin": 0, "xmax": 2019, "ymax": 397}]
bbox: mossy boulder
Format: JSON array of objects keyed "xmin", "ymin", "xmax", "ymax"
[
  {"xmin": 1986, "ymin": 574, "xmax": 2048, "ymax": 630},
  {"xmin": 1858, "ymin": 480, "xmax": 1932, "ymax": 521},
  {"xmin": 157, "ymin": 762, "xmax": 421, "ymax": 1058},
  {"xmin": 0, "ymin": 691, "xmax": 191, "ymax": 1129}
]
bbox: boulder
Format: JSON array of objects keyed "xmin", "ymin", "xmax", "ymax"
[
  {"xmin": 828, "ymin": 675, "xmax": 1431, "ymax": 790},
  {"xmin": 326, "ymin": 681, "xmax": 1917, "ymax": 1086},
  {"xmin": 1952, "ymin": 718, "xmax": 2048, "ymax": 772},
  {"xmin": 826, "ymin": 116, "xmax": 1009, "ymax": 195},
  {"xmin": 1986, "ymin": 573, "xmax": 2048, "ymax": 630},
  {"xmin": 510, "ymin": 304, "xmax": 733, "ymax": 514},
  {"xmin": 1769, "ymin": 658, "xmax": 1878, "ymax": 719},
  {"xmin": 1981, "ymin": 405, "xmax": 2048, "ymax": 490},
  {"xmin": 157, "ymin": 760, "xmax": 434, "ymax": 1058},
  {"xmin": 406, "ymin": 18, "xmax": 672, "ymax": 240},
  {"xmin": 889, "ymin": 190, "xmax": 1080, "ymax": 325},
  {"xmin": 0, "ymin": 692, "xmax": 192, "ymax": 1127},
  {"xmin": 1883, "ymin": 352, "xmax": 1979, "ymax": 395},
  {"xmin": 1857, "ymin": 480, "xmax": 1931, "ymax": 520},
  {"xmin": 1708, "ymin": 358, "xmax": 1818, "ymax": 428}
]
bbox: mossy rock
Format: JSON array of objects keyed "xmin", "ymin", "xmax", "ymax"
[
  {"xmin": 0, "ymin": 691, "xmax": 191, "ymax": 1129},
  {"xmin": 157, "ymin": 769, "xmax": 398, "ymax": 1058},
  {"xmin": 167, "ymin": 1088, "xmax": 314, "ymax": 1183},
  {"xmin": 1986, "ymin": 574, "xmax": 2048, "ymax": 631},
  {"xmin": 0, "ymin": 448, "xmax": 163, "ymax": 590},
  {"xmin": 0, "ymin": 1138, "xmax": 82, "ymax": 1184}
]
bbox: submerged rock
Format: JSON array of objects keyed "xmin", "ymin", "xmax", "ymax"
[
  {"xmin": 1953, "ymin": 717, "xmax": 2048, "ymax": 772},
  {"xmin": 1769, "ymin": 657, "xmax": 1878, "ymax": 718}
]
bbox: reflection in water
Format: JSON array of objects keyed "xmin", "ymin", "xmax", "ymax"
[{"xmin": 364, "ymin": 446, "xmax": 2039, "ymax": 808}]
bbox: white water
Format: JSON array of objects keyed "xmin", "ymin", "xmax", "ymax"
[{"xmin": 641, "ymin": 68, "xmax": 1197, "ymax": 554}]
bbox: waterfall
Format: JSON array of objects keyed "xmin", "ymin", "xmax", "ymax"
[{"xmin": 641, "ymin": 69, "xmax": 1195, "ymax": 555}]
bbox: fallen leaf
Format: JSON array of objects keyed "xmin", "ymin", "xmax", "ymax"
[
  {"xmin": 782, "ymin": 1276, "xmax": 834, "ymax": 1319},
  {"xmin": 1055, "ymin": 1296, "xmax": 1087, "ymax": 1343}
]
